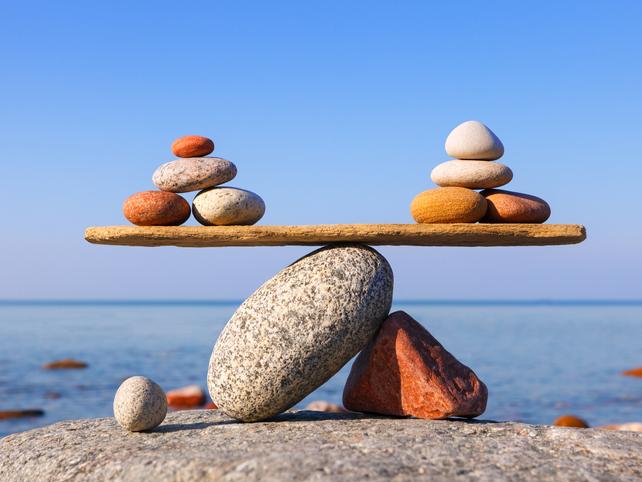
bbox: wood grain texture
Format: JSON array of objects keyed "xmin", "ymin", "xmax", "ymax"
[{"xmin": 84, "ymin": 224, "xmax": 586, "ymax": 248}]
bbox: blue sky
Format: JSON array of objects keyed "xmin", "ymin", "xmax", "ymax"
[{"xmin": 1, "ymin": 1, "xmax": 641, "ymax": 300}]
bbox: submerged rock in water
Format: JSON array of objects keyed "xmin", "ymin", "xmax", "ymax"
[
  {"xmin": 208, "ymin": 245, "xmax": 393, "ymax": 422},
  {"xmin": 554, "ymin": 415, "xmax": 589, "ymax": 428},
  {"xmin": 43, "ymin": 359, "xmax": 88, "ymax": 369},
  {"xmin": 0, "ymin": 409, "xmax": 44, "ymax": 420},
  {"xmin": 343, "ymin": 311, "xmax": 487, "ymax": 419},
  {"xmin": 166, "ymin": 385, "xmax": 206, "ymax": 410}
]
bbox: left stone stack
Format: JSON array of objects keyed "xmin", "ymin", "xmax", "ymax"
[{"xmin": 122, "ymin": 135, "xmax": 265, "ymax": 226}]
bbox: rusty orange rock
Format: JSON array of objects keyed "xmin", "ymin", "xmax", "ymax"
[
  {"xmin": 622, "ymin": 366, "xmax": 642, "ymax": 377},
  {"xmin": 43, "ymin": 359, "xmax": 88, "ymax": 369},
  {"xmin": 123, "ymin": 191, "xmax": 191, "ymax": 226},
  {"xmin": 554, "ymin": 415, "xmax": 589, "ymax": 428},
  {"xmin": 204, "ymin": 401, "xmax": 218, "ymax": 409},
  {"xmin": 343, "ymin": 311, "xmax": 488, "ymax": 419},
  {"xmin": 0, "ymin": 409, "xmax": 45, "ymax": 420},
  {"xmin": 481, "ymin": 189, "xmax": 551, "ymax": 223},
  {"xmin": 410, "ymin": 187, "xmax": 487, "ymax": 224},
  {"xmin": 167, "ymin": 385, "xmax": 206, "ymax": 410},
  {"xmin": 171, "ymin": 135, "xmax": 214, "ymax": 158}
]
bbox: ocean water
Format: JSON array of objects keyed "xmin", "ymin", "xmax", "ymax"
[{"xmin": 1, "ymin": 301, "xmax": 641, "ymax": 437}]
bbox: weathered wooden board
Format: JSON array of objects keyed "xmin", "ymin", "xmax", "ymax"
[{"xmin": 84, "ymin": 224, "xmax": 586, "ymax": 247}]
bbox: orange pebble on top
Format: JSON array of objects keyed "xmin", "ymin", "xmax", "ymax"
[{"xmin": 171, "ymin": 135, "xmax": 214, "ymax": 158}]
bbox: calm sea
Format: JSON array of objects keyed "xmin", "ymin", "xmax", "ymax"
[{"xmin": 1, "ymin": 301, "xmax": 641, "ymax": 437}]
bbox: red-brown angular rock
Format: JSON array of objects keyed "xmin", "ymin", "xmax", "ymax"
[
  {"xmin": 43, "ymin": 359, "xmax": 88, "ymax": 369},
  {"xmin": 343, "ymin": 311, "xmax": 487, "ymax": 419},
  {"xmin": 167, "ymin": 385, "xmax": 206, "ymax": 410},
  {"xmin": 171, "ymin": 135, "xmax": 214, "ymax": 158},
  {"xmin": 0, "ymin": 409, "xmax": 45, "ymax": 420},
  {"xmin": 122, "ymin": 191, "xmax": 191, "ymax": 226},
  {"xmin": 622, "ymin": 367, "xmax": 642, "ymax": 377},
  {"xmin": 554, "ymin": 415, "xmax": 589, "ymax": 428},
  {"xmin": 481, "ymin": 189, "xmax": 551, "ymax": 223}
]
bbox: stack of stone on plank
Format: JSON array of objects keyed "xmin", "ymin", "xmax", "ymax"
[
  {"xmin": 114, "ymin": 244, "xmax": 487, "ymax": 431},
  {"xmin": 122, "ymin": 135, "xmax": 265, "ymax": 227},
  {"xmin": 410, "ymin": 120, "xmax": 551, "ymax": 224}
]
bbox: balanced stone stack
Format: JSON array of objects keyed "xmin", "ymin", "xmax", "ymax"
[
  {"xmin": 410, "ymin": 120, "xmax": 551, "ymax": 224},
  {"xmin": 123, "ymin": 135, "xmax": 265, "ymax": 227}
]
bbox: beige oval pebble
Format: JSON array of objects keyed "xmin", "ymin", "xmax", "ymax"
[
  {"xmin": 113, "ymin": 376, "xmax": 167, "ymax": 432},
  {"xmin": 445, "ymin": 120, "xmax": 504, "ymax": 160},
  {"xmin": 192, "ymin": 187, "xmax": 265, "ymax": 226},
  {"xmin": 431, "ymin": 160, "xmax": 513, "ymax": 189}
]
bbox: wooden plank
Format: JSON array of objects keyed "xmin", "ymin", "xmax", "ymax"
[{"xmin": 84, "ymin": 224, "xmax": 586, "ymax": 247}]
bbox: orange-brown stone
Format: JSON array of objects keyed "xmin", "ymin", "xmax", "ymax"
[
  {"xmin": 343, "ymin": 311, "xmax": 487, "ymax": 419},
  {"xmin": 171, "ymin": 135, "xmax": 214, "ymax": 158},
  {"xmin": 204, "ymin": 401, "xmax": 218, "ymax": 409},
  {"xmin": 481, "ymin": 189, "xmax": 551, "ymax": 223},
  {"xmin": 0, "ymin": 409, "xmax": 45, "ymax": 420},
  {"xmin": 410, "ymin": 187, "xmax": 487, "ymax": 224},
  {"xmin": 43, "ymin": 358, "xmax": 88, "ymax": 369},
  {"xmin": 167, "ymin": 385, "xmax": 206, "ymax": 410},
  {"xmin": 554, "ymin": 415, "xmax": 589, "ymax": 428},
  {"xmin": 622, "ymin": 366, "xmax": 642, "ymax": 377},
  {"xmin": 122, "ymin": 191, "xmax": 191, "ymax": 226}
]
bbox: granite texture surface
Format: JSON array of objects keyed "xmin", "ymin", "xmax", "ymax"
[
  {"xmin": 1, "ymin": 410, "xmax": 641, "ymax": 481},
  {"xmin": 152, "ymin": 157, "xmax": 237, "ymax": 193},
  {"xmin": 208, "ymin": 245, "xmax": 393, "ymax": 421}
]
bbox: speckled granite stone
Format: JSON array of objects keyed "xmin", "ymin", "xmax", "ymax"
[
  {"xmin": 192, "ymin": 187, "xmax": 265, "ymax": 226},
  {"xmin": 208, "ymin": 245, "xmax": 394, "ymax": 422},
  {"xmin": 2, "ymin": 410, "xmax": 641, "ymax": 482},
  {"xmin": 113, "ymin": 376, "xmax": 167, "ymax": 432},
  {"xmin": 152, "ymin": 157, "xmax": 237, "ymax": 193}
]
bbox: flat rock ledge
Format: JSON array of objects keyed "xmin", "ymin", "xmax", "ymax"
[{"xmin": 1, "ymin": 410, "xmax": 640, "ymax": 481}]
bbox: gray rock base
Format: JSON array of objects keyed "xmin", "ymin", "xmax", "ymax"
[{"xmin": 1, "ymin": 410, "xmax": 641, "ymax": 481}]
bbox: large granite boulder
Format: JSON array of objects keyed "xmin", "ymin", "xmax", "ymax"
[
  {"xmin": 1, "ymin": 410, "xmax": 640, "ymax": 481},
  {"xmin": 208, "ymin": 245, "xmax": 394, "ymax": 421}
]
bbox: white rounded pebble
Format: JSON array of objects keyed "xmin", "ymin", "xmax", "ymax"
[
  {"xmin": 113, "ymin": 376, "xmax": 167, "ymax": 432},
  {"xmin": 445, "ymin": 120, "xmax": 504, "ymax": 160},
  {"xmin": 431, "ymin": 160, "xmax": 513, "ymax": 189},
  {"xmin": 192, "ymin": 187, "xmax": 265, "ymax": 226}
]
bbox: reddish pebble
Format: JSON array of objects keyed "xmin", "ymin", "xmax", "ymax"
[
  {"xmin": 554, "ymin": 415, "xmax": 589, "ymax": 428},
  {"xmin": 123, "ymin": 191, "xmax": 190, "ymax": 226},
  {"xmin": 43, "ymin": 359, "xmax": 88, "ymax": 369},
  {"xmin": 167, "ymin": 385, "xmax": 206, "ymax": 410},
  {"xmin": 481, "ymin": 189, "xmax": 551, "ymax": 223},
  {"xmin": 622, "ymin": 367, "xmax": 642, "ymax": 377},
  {"xmin": 343, "ymin": 311, "xmax": 488, "ymax": 419},
  {"xmin": 0, "ymin": 409, "xmax": 45, "ymax": 420},
  {"xmin": 172, "ymin": 135, "xmax": 214, "ymax": 158}
]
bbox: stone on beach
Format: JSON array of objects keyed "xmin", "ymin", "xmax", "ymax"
[
  {"xmin": 431, "ymin": 160, "xmax": 513, "ymax": 189},
  {"xmin": 343, "ymin": 311, "xmax": 487, "ymax": 419},
  {"xmin": 122, "ymin": 191, "xmax": 191, "ymax": 226},
  {"xmin": 305, "ymin": 400, "xmax": 348, "ymax": 413},
  {"xmin": 598, "ymin": 422, "xmax": 642, "ymax": 433},
  {"xmin": 152, "ymin": 157, "xmax": 237, "ymax": 193},
  {"xmin": 192, "ymin": 187, "xmax": 265, "ymax": 226},
  {"xmin": 445, "ymin": 120, "xmax": 504, "ymax": 160},
  {"xmin": 410, "ymin": 187, "xmax": 487, "ymax": 223},
  {"xmin": 208, "ymin": 245, "xmax": 393, "ymax": 422},
  {"xmin": 113, "ymin": 376, "xmax": 167, "ymax": 432},
  {"xmin": 0, "ymin": 409, "xmax": 44, "ymax": 420},
  {"xmin": 171, "ymin": 135, "xmax": 214, "ymax": 158},
  {"xmin": 166, "ymin": 385, "xmax": 206, "ymax": 410},
  {"xmin": 481, "ymin": 189, "xmax": 551, "ymax": 223},
  {"xmin": 554, "ymin": 415, "xmax": 589, "ymax": 428},
  {"xmin": 622, "ymin": 366, "xmax": 642, "ymax": 377},
  {"xmin": 43, "ymin": 359, "xmax": 88, "ymax": 369}
]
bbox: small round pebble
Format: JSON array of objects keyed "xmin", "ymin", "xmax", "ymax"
[
  {"xmin": 153, "ymin": 157, "xmax": 237, "ymax": 193},
  {"xmin": 172, "ymin": 135, "xmax": 215, "ymax": 158},
  {"xmin": 122, "ymin": 191, "xmax": 191, "ymax": 226},
  {"xmin": 431, "ymin": 160, "xmax": 513, "ymax": 189},
  {"xmin": 192, "ymin": 187, "xmax": 265, "ymax": 226},
  {"xmin": 113, "ymin": 376, "xmax": 167, "ymax": 432},
  {"xmin": 445, "ymin": 120, "xmax": 504, "ymax": 160}
]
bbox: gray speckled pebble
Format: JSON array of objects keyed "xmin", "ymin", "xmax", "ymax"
[
  {"xmin": 152, "ymin": 157, "xmax": 237, "ymax": 193},
  {"xmin": 113, "ymin": 376, "xmax": 167, "ymax": 432},
  {"xmin": 192, "ymin": 187, "xmax": 265, "ymax": 226},
  {"xmin": 208, "ymin": 245, "xmax": 393, "ymax": 422}
]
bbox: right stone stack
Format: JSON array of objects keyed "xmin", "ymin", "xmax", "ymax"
[{"xmin": 410, "ymin": 120, "xmax": 551, "ymax": 224}]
